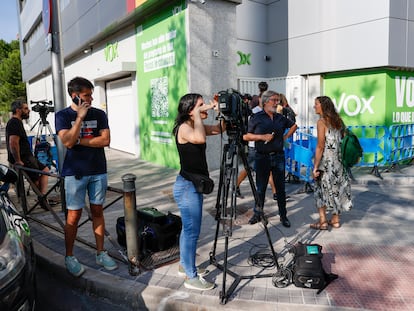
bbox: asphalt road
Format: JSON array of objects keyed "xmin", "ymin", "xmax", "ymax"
[{"xmin": 35, "ymin": 266, "xmax": 133, "ymax": 311}]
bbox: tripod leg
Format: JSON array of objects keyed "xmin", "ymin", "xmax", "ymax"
[
  {"xmin": 239, "ymin": 145, "xmax": 279, "ymax": 267},
  {"xmin": 210, "ymin": 140, "xmax": 242, "ymax": 304},
  {"xmin": 210, "ymin": 144, "xmax": 230, "ymax": 262},
  {"xmin": 220, "ymin": 235, "xmax": 230, "ymax": 304},
  {"xmin": 239, "ymin": 148, "xmax": 259, "ymax": 207}
]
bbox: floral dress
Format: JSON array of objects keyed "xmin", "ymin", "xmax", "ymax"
[{"xmin": 314, "ymin": 127, "xmax": 353, "ymax": 214}]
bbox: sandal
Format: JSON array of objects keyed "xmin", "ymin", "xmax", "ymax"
[
  {"xmin": 328, "ymin": 220, "xmax": 341, "ymax": 228},
  {"xmin": 310, "ymin": 222, "xmax": 328, "ymax": 230}
]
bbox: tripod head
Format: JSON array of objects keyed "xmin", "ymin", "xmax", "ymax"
[{"xmin": 30, "ymin": 100, "xmax": 54, "ymax": 125}]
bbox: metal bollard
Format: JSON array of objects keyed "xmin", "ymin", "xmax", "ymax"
[{"xmin": 122, "ymin": 173, "xmax": 140, "ymax": 276}]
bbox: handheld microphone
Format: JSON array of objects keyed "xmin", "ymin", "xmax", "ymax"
[{"xmin": 264, "ymin": 132, "xmax": 274, "ymax": 144}]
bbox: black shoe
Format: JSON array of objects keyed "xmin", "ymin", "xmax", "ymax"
[
  {"xmin": 273, "ymin": 193, "xmax": 277, "ymax": 201},
  {"xmin": 236, "ymin": 187, "xmax": 244, "ymax": 199},
  {"xmin": 249, "ymin": 213, "xmax": 261, "ymax": 225},
  {"xmin": 280, "ymin": 217, "xmax": 291, "ymax": 228}
]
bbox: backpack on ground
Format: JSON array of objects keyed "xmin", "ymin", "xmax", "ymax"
[
  {"xmin": 34, "ymin": 139, "xmax": 54, "ymax": 168},
  {"xmin": 341, "ymin": 129, "xmax": 363, "ymax": 168},
  {"xmin": 116, "ymin": 207, "xmax": 182, "ymax": 258},
  {"xmin": 291, "ymin": 242, "xmax": 338, "ymax": 294}
]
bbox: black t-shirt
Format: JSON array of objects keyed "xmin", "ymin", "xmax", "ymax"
[
  {"xmin": 6, "ymin": 117, "xmax": 33, "ymax": 163},
  {"xmin": 247, "ymin": 110, "xmax": 295, "ymax": 154}
]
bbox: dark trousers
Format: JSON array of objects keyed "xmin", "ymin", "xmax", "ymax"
[{"xmin": 254, "ymin": 152, "xmax": 287, "ymax": 218}]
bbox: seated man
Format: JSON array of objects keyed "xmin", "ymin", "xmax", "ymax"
[{"xmin": 6, "ymin": 99, "xmax": 50, "ymax": 196}]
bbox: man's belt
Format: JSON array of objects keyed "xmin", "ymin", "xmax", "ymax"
[{"xmin": 257, "ymin": 151, "xmax": 284, "ymax": 155}]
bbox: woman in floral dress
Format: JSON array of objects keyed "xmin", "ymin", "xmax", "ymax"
[{"xmin": 311, "ymin": 96, "xmax": 353, "ymax": 229}]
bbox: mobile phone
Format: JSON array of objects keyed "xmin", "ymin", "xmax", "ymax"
[{"xmin": 73, "ymin": 96, "xmax": 81, "ymax": 105}]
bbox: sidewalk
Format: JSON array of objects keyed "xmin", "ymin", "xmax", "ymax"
[{"xmin": 4, "ymin": 147, "xmax": 414, "ymax": 310}]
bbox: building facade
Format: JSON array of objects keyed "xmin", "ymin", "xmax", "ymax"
[{"xmin": 17, "ymin": 0, "xmax": 414, "ymax": 169}]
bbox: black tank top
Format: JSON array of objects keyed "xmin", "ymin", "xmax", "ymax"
[{"xmin": 176, "ymin": 141, "xmax": 209, "ymax": 177}]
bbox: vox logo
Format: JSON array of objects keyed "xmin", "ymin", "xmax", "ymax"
[
  {"xmin": 332, "ymin": 93, "xmax": 375, "ymax": 116},
  {"xmin": 237, "ymin": 51, "xmax": 251, "ymax": 66},
  {"xmin": 395, "ymin": 76, "xmax": 414, "ymax": 107},
  {"xmin": 104, "ymin": 42, "xmax": 119, "ymax": 62}
]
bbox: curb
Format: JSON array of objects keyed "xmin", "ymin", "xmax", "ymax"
[{"xmin": 33, "ymin": 240, "xmax": 360, "ymax": 311}]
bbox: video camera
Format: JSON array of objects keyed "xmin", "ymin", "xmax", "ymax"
[
  {"xmin": 30, "ymin": 100, "xmax": 54, "ymax": 119},
  {"xmin": 217, "ymin": 89, "xmax": 250, "ymax": 139}
]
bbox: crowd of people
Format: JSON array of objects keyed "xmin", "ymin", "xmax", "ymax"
[
  {"xmin": 171, "ymin": 82, "xmax": 353, "ymax": 290},
  {"xmin": 5, "ymin": 78, "xmax": 352, "ymax": 290}
]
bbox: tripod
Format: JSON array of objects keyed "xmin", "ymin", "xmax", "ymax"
[
  {"xmin": 31, "ymin": 111, "xmax": 56, "ymax": 143},
  {"xmin": 209, "ymin": 131, "xmax": 291, "ymax": 304},
  {"xmin": 30, "ymin": 104, "xmax": 58, "ymax": 171}
]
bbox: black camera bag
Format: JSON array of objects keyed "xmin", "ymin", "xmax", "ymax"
[
  {"xmin": 292, "ymin": 243, "xmax": 326, "ymax": 290},
  {"xmin": 137, "ymin": 207, "xmax": 167, "ymax": 224},
  {"xmin": 140, "ymin": 212, "xmax": 182, "ymax": 253},
  {"xmin": 116, "ymin": 208, "xmax": 182, "ymax": 256},
  {"xmin": 291, "ymin": 242, "xmax": 338, "ymax": 293}
]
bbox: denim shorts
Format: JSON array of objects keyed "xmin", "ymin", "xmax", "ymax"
[{"xmin": 64, "ymin": 174, "xmax": 107, "ymax": 210}]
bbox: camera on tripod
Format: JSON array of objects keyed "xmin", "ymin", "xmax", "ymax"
[
  {"xmin": 217, "ymin": 89, "xmax": 249, "ymax": 138},
  {"xmin": 30, "ymin": 100, "xmax": 54, "ymax": 119}
]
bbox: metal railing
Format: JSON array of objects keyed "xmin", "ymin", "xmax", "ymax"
[
  {"xmin": 285, "ymin": 124, "xmax": 414, "ymax": 183},
  {"xmin": 15, "ymin": 165, "xmax": 126, "ymax": 263}
]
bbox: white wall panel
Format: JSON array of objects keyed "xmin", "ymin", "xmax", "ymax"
[
  {"xmin": 285, "ymin": 19, "xmax": 389, "ymax": 75},
  {"xmin": 106, "ymin": 78, "xmax": 136, "ymax": 155}
]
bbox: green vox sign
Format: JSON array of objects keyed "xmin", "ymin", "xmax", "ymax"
[
  {"xmin": 237, "ymin": 51, "xmax": 251, "ymax": 66},
  {"xmin": 104, "ymin": 42, "xmax": 119, "ymax": 62},
  {"xmin": 324, "ymin": 70, "xmax": 386, "ymax": 126},
  {"xmin": 325, "ymin": 69, "xmax": 414, "ymax": 126},
  {"xmin": 387, "ymin": 72, "xmax": 414, "ymax": 124}
]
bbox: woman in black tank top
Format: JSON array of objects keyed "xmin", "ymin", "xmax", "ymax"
[{"xmin": 172, "ymin": 93, "xmax": 224, "ymax": 291}]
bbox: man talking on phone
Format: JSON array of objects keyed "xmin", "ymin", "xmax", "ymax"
[{"xmin": 55, "ymin": 76, "xmax": 117, "ymax": 277}]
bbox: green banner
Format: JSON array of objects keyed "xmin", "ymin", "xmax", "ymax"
[
  {"xmin": 386, "ymin": 71, "xmax": 414, "ymax": 125},
  {"xmin": 136, "ymin": 2, "xmax": 187, "ymax": 168},
  {"xmin": 324, "ymin": 70, "xmax": 387, "ymax": 126},
  {"xmin": 324, "ymin": 69, "xmax": 414, "ymax": 126}
]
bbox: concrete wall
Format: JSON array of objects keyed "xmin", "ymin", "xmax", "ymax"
[
  {"xmin": 236, "ymin": 0, "xmax": 269, "ymax": 78},
  {"xmin": 389, "ymin": 0, "xmax": 414, "ymax": 68},
  {"xmin": 187, "ymin": 0, "xmax": 240, "ymax": 170},
  {"xmin": 236, "ymin": 0, "xmax": 414, "ymax": 78},
  {"xmin": 266, "ymin": 0, "xmax": 391, "ymax": 76}
]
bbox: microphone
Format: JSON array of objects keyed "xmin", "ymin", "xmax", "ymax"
[{"xmin": 264, "ymin": 132, "xmax": 274, "ymax": 144}]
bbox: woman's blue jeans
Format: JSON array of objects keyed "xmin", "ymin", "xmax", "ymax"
[
  {"xmin": 173, "ymin": 174, "xmax": 203, "ymax": 279},
  {"xmin": 255, "ymin": 152, "xmax": 287, "ymax": 218}
]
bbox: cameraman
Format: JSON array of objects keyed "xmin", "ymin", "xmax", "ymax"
[
  {"xmin": 6, "ymin": 99, "xmax": 50, "ymax": 195},
  {"xmin": 243, "ymin": 90, "xmax": 297, "ymax": 227}
]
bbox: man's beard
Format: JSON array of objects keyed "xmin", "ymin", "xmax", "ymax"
[
  {"xmin": 268, "ymin": 107, "xmax": 277, "ymax": 113},
  {"xmin": 21, "ymin": 113, "xmax": 29, "ymax": 120}
]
